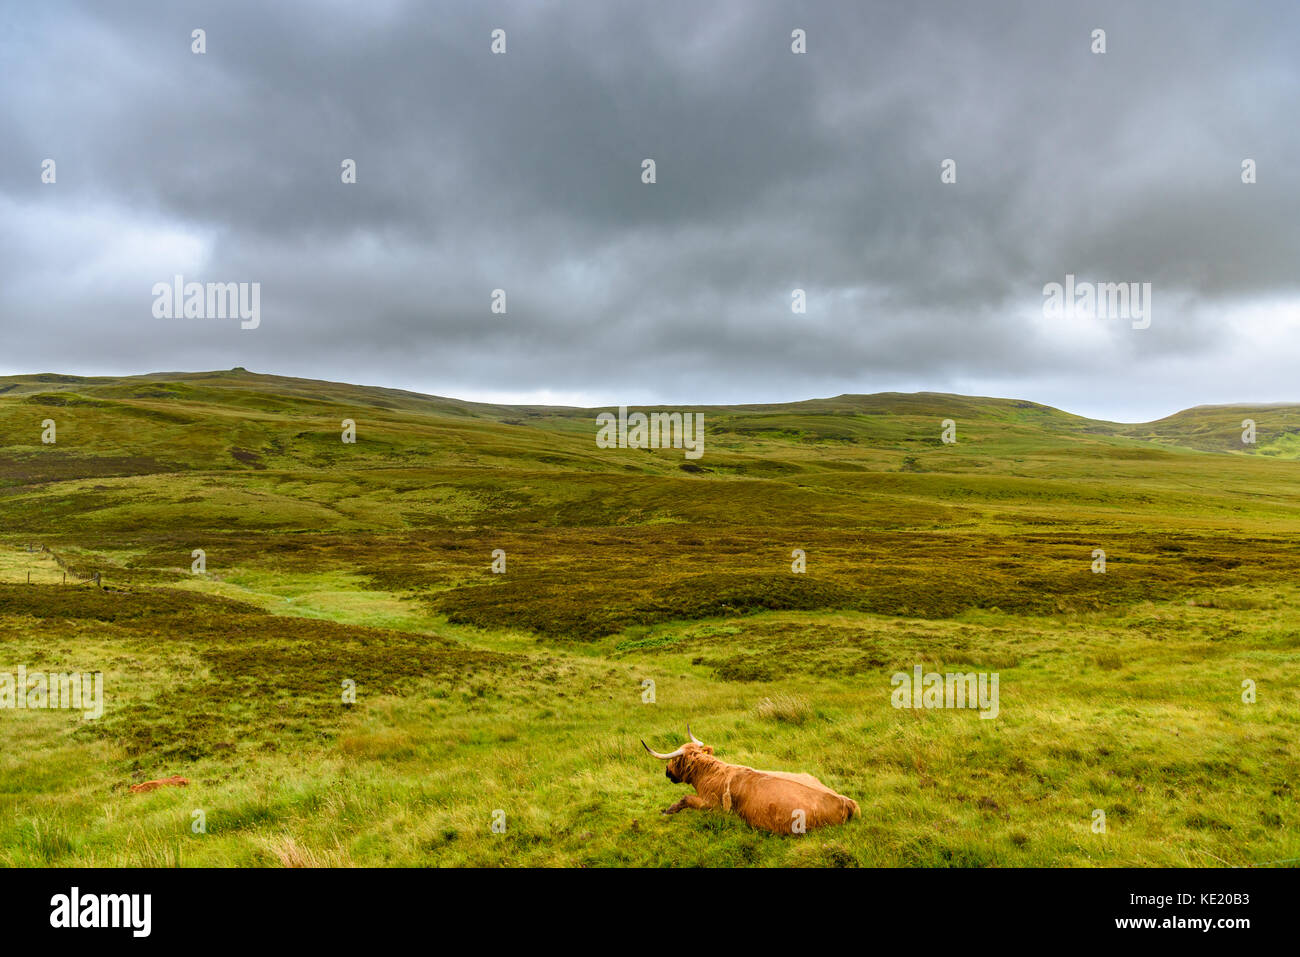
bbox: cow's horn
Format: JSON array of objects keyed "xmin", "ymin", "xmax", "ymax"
[
  {"xmin": 687, "ymin": 724, "xmax": 704, "ymax": 745},
  {"xmin": 642, "ymin": 740, "xmax": 685, "ymax": 760}
]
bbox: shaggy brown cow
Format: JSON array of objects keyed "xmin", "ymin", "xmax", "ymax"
[{"xmin": 642, "ymin": 726, "xmax": 859, "ymax": 835}]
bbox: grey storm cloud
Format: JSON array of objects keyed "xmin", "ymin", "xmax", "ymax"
[{"xmin": 1, "ymin": 0, "xmax": 1298, "ymax": 420}]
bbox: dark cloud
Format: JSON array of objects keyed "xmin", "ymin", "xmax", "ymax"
[{"xmin": 2, "ymin": 0, "xmax": 1297, "ymax": 420}]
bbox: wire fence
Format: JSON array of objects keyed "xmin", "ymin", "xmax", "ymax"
[{"xmin": 29, "ymin": 544, "xmax": 103, "ymax": 587}]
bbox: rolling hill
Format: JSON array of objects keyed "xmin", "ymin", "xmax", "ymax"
[{"xmin": 0, "ymin": 369, "xmax": 1297, "ymax": 867}]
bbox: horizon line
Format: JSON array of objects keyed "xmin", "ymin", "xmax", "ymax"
[{"xmin": 2, "ymin": 366, "xmax": 1298, "ymax": 428}]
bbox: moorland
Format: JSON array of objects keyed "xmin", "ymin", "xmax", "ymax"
[{"xmin": 0, "ymin": 369, "xmax": 1297, "ymax": 866}]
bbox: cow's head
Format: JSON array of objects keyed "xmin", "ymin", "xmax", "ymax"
[{"xmin": 642, "ymin": 725, "xmax": 714, "ymax": 783}]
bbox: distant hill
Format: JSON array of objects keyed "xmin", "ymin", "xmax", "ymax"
[
  {"xmin": 4, "ymin": 363, "xmax": 1300, "ymax": 714},
  {"xmin": 1, "ymin": 367, "xmax": 1296, "ymax": 461}
]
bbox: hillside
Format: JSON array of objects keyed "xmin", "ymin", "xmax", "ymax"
[
  {"xmin": 1, "ymin": 369, "xmax": 1297, "ymax": 867},
  {"xmin": 4, "ymin": 366, "xmax": 1300, "ymax": 635}
]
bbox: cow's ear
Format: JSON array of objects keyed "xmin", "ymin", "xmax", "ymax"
[{"xmin": 701, "ymin": 745, "xmax": 714, "ymax": 754}]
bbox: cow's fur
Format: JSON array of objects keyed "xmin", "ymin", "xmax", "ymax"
[{"xmin": 655, "ymin": 742, "xmax": 859, "ymax": 834}]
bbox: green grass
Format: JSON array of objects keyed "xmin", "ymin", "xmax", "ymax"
[{"xmin": 0, "ymin": 368, "xmax": 1297, "ymax": 867}]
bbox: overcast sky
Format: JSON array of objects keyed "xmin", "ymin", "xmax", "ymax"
[{"xmin": 2, "ymin": 0, "xmax": 1298, "ymax": 422}]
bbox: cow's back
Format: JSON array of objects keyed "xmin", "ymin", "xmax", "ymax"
[
  {"xmin": 727, "ymin": 768, "xmax": 858, "ymax": 834},
  {"xmin": 758, "ymin": 769, "xmax": 837, "ymax": 793}
]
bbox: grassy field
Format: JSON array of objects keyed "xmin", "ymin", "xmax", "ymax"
[{"xmin": 1, "ymin": 369, "xmax": 1297, "ymax": 866}]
